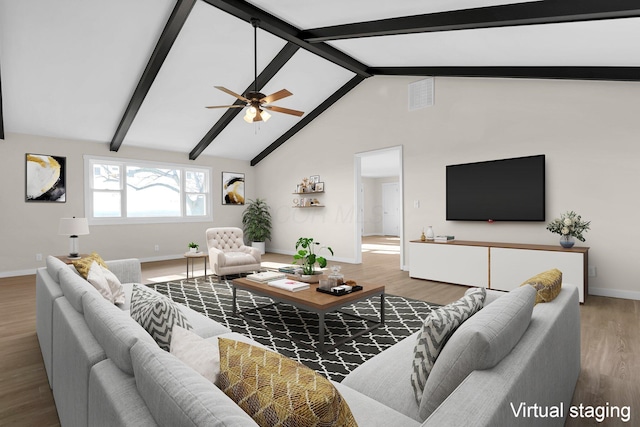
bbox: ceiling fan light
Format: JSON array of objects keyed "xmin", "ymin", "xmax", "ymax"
[
  {"xmin": 261, "ymin": 109, "xmax": 271, "ymax": 122},
  {"xmin": 244, "ymin": 106, "xmax": 257, "ymax": 123}
]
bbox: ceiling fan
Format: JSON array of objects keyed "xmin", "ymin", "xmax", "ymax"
[{"xmin": 206, "ymin": 18, "xmax": 304, "ymax": 123}]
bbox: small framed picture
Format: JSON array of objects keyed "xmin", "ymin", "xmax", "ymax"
[
  {"xmin": 310, "ymin": 175, "xmax": 320, "ymax": 184},
  {"xmin": 315, "ymin": 182, "xmax": 324, "ymax": 192}
]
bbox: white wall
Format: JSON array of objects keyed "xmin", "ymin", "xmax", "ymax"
[
  {"xmin": 255, "ymin": 75, "xmax": 640, "ymax": 300},
  {"xmin": 0, "ymin": 133, "xmax": 254, "ymax": 276}
]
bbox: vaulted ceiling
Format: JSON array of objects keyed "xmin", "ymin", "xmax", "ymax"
[{"xmin": 1, "ymin": 0, "xmax": 639, "ymax": 164}]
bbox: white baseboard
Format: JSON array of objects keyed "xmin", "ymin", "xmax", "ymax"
[
  {"xmin": 588, "ymin": 287, "xmax": 640, "ymax": 301},
  {"xmin": 0, "ymin": 268, "xmax": 38, "ymax": 278}
]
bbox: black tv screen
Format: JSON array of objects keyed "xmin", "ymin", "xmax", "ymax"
[{"xmin": 446, "ymin": 155, "xmax": 545, "ymax": 221}]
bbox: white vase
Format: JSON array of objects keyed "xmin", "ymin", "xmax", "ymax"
[
  {"xmin": 426, "ymin": 226, "xmax": 435, "ymax": 240},
  {"xmin": 189, "ymin": 247, "xmax": 198, "ymax": 253}
]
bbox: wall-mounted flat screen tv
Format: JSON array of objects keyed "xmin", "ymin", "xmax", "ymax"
[{"xmin": 446, "ymin": 154, "xmax": 545, "ymax": 221}]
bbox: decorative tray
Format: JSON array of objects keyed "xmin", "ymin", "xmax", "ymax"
[{"xmin": 316, "ymin": 285, "xmax": 363, "ymax": 296}]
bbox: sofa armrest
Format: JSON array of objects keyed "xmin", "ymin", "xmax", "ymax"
[
  {"xmin": 106, "ymin": 259, "xmax": 142, "ymax": 284},
  {"xmin": 208, "ymin": 246, "xmax": 225, "ymax": 269}
]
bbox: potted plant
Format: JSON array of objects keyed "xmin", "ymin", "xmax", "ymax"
[
  {"xmin": 241, "ymin": 198, "xmax": 272, "ymax": 255},
  {"xmin": 293, "ymin": 237, "xmax": 333, "ymax": 281},
  {"xmin": 188, "ymin": 242, "xmax": 199, "ymax": 253}
]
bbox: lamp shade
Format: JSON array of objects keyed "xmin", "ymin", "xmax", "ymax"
[{"xmin": 58, "ymin": 217, "xmax": 89, "ymax": 236}]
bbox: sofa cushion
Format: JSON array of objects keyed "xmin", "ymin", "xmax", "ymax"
[
  {"xmin": 130, "ymin": 285, "xmax": 192, "ymax": 351},
  {"xmin": 46, "ymin": 255, "xmax": 69, "ymax": 283},
  {"xmin": 72, "ymin": 252, "xmax": 108, "ymax": 279},
  {"xmin": 83, "ymin": 292, "xmax": 157, "ymax": 375},
  {"xmin": 410, "ymin": 287, "xmax": 485, "ymax": 403},
  {"xmin": 59, "ymin": 267, "xmax": 101, "ymax": 313},
  {"xmin": 218, "ymin": 338, "xmax": 357, "ymax": 427},
  {"xmin": 420, "ymin": 285, "xmax": 536, "ymax": 420},
  {"xmin": 520, "ymin": 268, "xmax": 563, "ymax": 304},
  {"xmin": 131, "ymin": 340, "xmax": 258, "ymax": 427},
  {"xmin": 171, "ymin": 328, "xmax": 272, "ymax": 385}
]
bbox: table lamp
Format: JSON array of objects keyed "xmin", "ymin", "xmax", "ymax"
[{"xmin": 58, "ymin": 217, "xmax": 90, "ymax": 259}]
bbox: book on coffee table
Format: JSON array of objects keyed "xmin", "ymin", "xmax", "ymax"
[
  {"xmin": 267, "ymin": 279, "xmax": 310, "ymax": 292},
  {"xmin": 246, "ymin": 271, "xmax": 286, "ymax": 283}
]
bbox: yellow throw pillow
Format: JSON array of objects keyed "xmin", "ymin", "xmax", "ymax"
[
  {"xmin": 520, "ymin": 268, "xmax": 562, "ymax": 304},
  {"xmin": 72, "ymin": 252, "xmax": 108, "ymax": 279},
  {"xmin": 217, "ymin": 338, "xmax": 357, "ymax": 427}
]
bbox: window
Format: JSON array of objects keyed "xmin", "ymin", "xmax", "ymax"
[{"xmin": 85, "ymin": 156, "xmax": 212, "ymax": 224}]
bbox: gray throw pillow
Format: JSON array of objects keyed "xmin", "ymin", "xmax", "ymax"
[
  {"xmin": 130, "ymin": 284, "xmax": 193, "ymax": 351},
  {"xmin": 419, "ymin": 285, "xmax": 536, "ymax": 420},
  {"xmin": 410, "ymin": 287, "xmax": 486, "ymax": 403}
]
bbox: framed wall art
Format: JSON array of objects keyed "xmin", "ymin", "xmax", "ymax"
[
  {"xmin": 222, "ymin": 172, "xmax": 245, "ymax": 205},
  {"xmin": 25, "ymin": 153, "xmax": 66, "ymax": 202}
]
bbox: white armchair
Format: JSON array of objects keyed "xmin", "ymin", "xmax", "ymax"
[{"xmin": 205, "ymin": 227, "xmax": 261, "ymax": 278}]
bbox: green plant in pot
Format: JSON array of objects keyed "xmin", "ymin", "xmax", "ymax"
[
  {"xmin": 241, "ymin": 198, "xmax": 272, "ymax": 255},
  {"xmin": 293, "ymin": 237, "xmax": 333, "ymax": 276},
  {"xmin": 188, "ymin": 242, "xmax": 199, "ymax": 253}
]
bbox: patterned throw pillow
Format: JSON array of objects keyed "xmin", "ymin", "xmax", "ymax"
[
  {"xmin": 72, "ymin": 252, "xmax": 108, "ymax": 279},
  {"xmin": 520, "ymin": 268, "xmax": 562, "ymax": 304},
  {"xmin": 410, "ymin": 287, "xmax": 486, "ymax": 403},
  {"xmin": 217, "ymin": 338, "xmax": 357, "ymax": 427},
  {"xmin": 130, "ymin": 285, "xmax": 192, "ymax": 351}
]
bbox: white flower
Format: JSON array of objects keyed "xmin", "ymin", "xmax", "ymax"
[
  {"xmin": 563, "ymin": 218, "xmax": 573, "ymax": 226},
  {"xmin": 561, "ymin": 227, "xmax": 569, "ymax": 235}
]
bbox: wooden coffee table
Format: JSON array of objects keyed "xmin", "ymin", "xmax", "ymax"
[{"xmin": 231, "ymin": 277, "xmax": 385, "ymax": 353}]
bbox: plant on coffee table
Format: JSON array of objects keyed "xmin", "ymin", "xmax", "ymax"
[{"xmin": 293, "ymin": 237, "xmax": 333, "ymax": 275}]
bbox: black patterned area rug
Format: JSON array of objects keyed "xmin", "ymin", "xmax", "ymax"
[{"xmin": 149, "ymin": 275, "xmax": 436, "ymax": 382}]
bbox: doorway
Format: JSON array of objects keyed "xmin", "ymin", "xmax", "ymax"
[{"xmin": 354, "ymin": 146, "xmax": 404, "ymax": 268}]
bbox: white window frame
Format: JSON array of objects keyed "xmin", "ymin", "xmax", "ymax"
[{"xmin": 84, "ymin": 155, "xmax": 213, "ymax": 225}]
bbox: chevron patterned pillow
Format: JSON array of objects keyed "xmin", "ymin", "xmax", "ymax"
[
  {"xmin": 130, "ymin": 285, "xmax": 192, "ymax": 351},
  {"xmin": 410, "ymin": 287, "xmax": 486, "ymax": 403},
  {"xmin": 218, "ymin": 338, "xmax": 357, "ymax": 427}
]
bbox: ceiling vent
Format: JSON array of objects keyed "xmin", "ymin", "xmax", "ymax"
[{"xmin": 408, "ymin": 77, "xmax": 434, "ymax": 111}]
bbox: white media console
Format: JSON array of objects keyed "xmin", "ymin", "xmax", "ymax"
[{"xmin": 409, "ymin": 240, "xmax": 589, "ymax": 303}]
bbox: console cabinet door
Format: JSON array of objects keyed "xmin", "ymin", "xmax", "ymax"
[
  {"xmin": 490, "ymin": 247, "xmax": 585, "ymax": 302},
  {"xmin": 410, "ymin": 243, "xmax": 489, "ymax": 288}
]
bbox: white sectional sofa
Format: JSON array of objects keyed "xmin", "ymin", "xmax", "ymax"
[{"xmin": 36, "ymin": 255, "xmax": 581, "ymax": 426}]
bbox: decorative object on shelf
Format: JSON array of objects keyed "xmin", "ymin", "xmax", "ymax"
[
  {"xmin": 420, "ymin": 229, "xmax": 426, "ymax": 242},
  {"xmin": 58, "ymin": 217, "xmax": 90, "ymax": 259},
  {"xmin": 546, "ymin": 211, "xmax": 590, "ymax": 248},
  {"xmin": 292, "ymin": 237, "xmax": 333, "ymax": 275},
  {"xmin": 222, "ymin": 172, "xmax": 245, "ymax": 205},
  {"xmin": 315, "ymin": 182, "xmax": 324, "ymax": 192},
  {"xmin": 241, "ymin": 198, "xmax": 272, "ymax": 255},
  {"xmin": 426, "ymin": 226, "xmax": 435, "ymax": 241},
  {"xmin": 188, "ymin": 242, "xmax": 199, "ymax": 253},
  {"xmin": 26, "ymin": 153, "xmax": 66, "ymax": 202}
]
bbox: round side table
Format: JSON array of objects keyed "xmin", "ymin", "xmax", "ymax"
[{"xmin": 184, "ymin": 252, "xmax": 208, "ymax": 279}]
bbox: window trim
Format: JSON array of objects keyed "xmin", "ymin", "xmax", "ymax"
[{"xmin": 84, "ymin": 155, "xmax": 213, "ymax": 225}]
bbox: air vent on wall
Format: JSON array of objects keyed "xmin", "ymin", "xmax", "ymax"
[{"xmin": 408, "ymin": 77, "xmax": 434, "ymax": 111}]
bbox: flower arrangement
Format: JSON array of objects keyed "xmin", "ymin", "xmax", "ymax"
[{"xmin": 546, "ymin": 211, "xmax": 591, "ymax": 242}]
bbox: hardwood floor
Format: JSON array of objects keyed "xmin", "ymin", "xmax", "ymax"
[{"xmin": 1, "ymin": 237, "xmax": 638, "ymax": 426}]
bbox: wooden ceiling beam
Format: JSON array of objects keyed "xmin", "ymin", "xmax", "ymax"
[
  {"xmin": 251, "ymin": 75, "xmax": 365, "ymax": 166},
  {"xmin": 110, "ymin": 0, "xmax": 196, "ymax": 152},
  {"xmin": 302, "ymin": 1, "xmax": 640, "ymax": 42},
  {"xmin": 201, "ymin": 0, "xmax": 371, "ymax": 77},
  {"xmin": 189, "ymin": 42, "xmax": 299, "ymax": 160},
  {"xmin": 370, "ymin": 66, "xmax": 640, "ymax": 82}
]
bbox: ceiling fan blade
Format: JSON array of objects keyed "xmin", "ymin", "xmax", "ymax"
[
  {"xmin": 260, "ymin": 89, "xmax": 292, "ymax": 104},
  {"xmin": 205, "ymin": 105, "xmax": 245, "ymax": 109},
  {"xmin": 215, "ymin": 86, "xmax": 250, "ymax": 103},
  {"xmin": 263, "ymin": 105, "xmax": 304, "ymax": 117}
]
